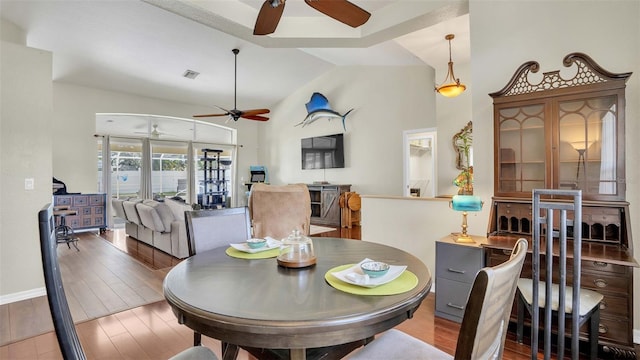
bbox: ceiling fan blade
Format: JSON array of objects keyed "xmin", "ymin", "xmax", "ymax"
[
  {"xmin": 242, "ymin": 114, "xmax": 270, "ymax": 121},
  {"xmin": 304, "ymin": 0, "xmax": 370, "ymax": 28},
  {"xmin": 241, "ymin": 108, "xmax": 271, "ymax": 116},
  {"xmin": 254, "ymin": 0, "xmax": 285, "ymax": 35},
  {"xmin": 193, "ymin": 105, "xmax": 233, "ymax": 118},
  {"xmin": 193, "ymin": 113, "xmax": 228, "ymax": 118}
]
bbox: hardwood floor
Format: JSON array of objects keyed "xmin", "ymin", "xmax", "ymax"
[
  {"xmin": 0, "ymin": 293, "xmax": 540, "ymax": 360},
  {"xmin": 0, "ymin": 232, "xmax": 166, "ymax": 347}
]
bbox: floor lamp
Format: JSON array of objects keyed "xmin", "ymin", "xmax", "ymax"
[{"xmin": 572, "ymin": 140, "xmax": 593, "ymax": 186}]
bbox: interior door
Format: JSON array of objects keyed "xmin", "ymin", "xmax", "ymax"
[{"xmin": 403, "ymin": 129, "xmax": 437, "ymax": 197}]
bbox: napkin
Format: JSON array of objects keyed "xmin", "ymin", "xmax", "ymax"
[
  {"xmin": 229, "ymin": 236, "xmax": 281, "ymax": 253},
  {"xmin": 331, "ymin": 258, "xmax": 407, "ymax": 288}
]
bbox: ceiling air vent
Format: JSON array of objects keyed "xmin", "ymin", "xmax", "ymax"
[{"xmin": 183, "ymin": 70, "xmax": 200, "ymax": 79}]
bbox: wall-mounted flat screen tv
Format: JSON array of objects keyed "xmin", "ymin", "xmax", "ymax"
[{"xmin": 301, "ymin": 133, "xmax": 345, "ymax": 169}]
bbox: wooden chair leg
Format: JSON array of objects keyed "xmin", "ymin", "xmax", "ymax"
[
  {"xmin": 194, "ymin": 332, "xmax": 202, "ymax": 346},
  {"xmin": 589, "ymin": 309, "xmax": 600, "ymax": 360}
]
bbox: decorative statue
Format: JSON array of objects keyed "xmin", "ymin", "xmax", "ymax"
[{"xmin": 452, "ymin": 121, "xmax": 473, "ymax": 195}]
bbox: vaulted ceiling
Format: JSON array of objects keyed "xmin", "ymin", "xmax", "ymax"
[{"xmin": 0, "ymin": 0, "xmax": 470, "ymax": 112}]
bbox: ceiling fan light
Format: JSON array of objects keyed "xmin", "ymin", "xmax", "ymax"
[{"xmin": 435, "ymin": 34, "xmax": 466, "ymax": 98}]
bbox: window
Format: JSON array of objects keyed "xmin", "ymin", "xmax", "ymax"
[{"xmin": 151, "ymin": 141, "xmax": 188, "ymax": 201}]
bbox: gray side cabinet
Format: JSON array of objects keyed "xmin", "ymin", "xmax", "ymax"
[{"xmin": 434, "ymin": 235, "xmax": 486, "ymax": 323}]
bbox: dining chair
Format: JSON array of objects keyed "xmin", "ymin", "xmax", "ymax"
[
  {"xmin": 347, "ymin": 238, "xmax": 528, "ymax": 360},
  {"xmin": 516, "ymin": 189, "xmax": 602, "ymax": 360},
  {"xmin": 248, "ymin": 183, "xmax": 311, "ymax": 239},
  {"xmin": 184, "ymin": 206, "xmax": 252, "ymax": 346},
  {"xmin": 185, "ymin": 206, "xmax": 252, "ymax": 256},
  {"xmin": 37, "ymin": 203, "xmax": 219, "ymax": 360}
]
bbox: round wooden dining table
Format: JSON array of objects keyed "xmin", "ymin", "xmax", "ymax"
[{"xmin": 163, "ymin": 237, "xmax": 432, "ymax": 360}]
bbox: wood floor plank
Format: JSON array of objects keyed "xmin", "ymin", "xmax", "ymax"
[
  {"xmin": 5, "ymin": 336, "xmax": 38, "ymax": 359},
  {"xmin": 67, "ymin": 279, "xmax": 111, "ymax": 320},
  {"xmin": 64, "ymin": 289, "xmax": 90, "ymax": 323},
  {"xmin": 114, "ymin": 310, "xmax": 176, "ymax": 359},
  {"xmin": 0, "ymin": 303, "xmax": 11, "ymax": 345},
  {"xmin": 130, "ymin": 306, "xmax": 192, "ymax": 356},
  {"xmin": 8, "ymin": 299, "xmax": 42, "ymax": 342},
  {"xmin": 109, "ymin": 331, "xmax": 153, "ymax": 360},
  {"xmin": 76, "ymin": 320, "xmax": 122, "ymax": 360},
  {"xmin": 32, "ymin": 332, "xmax": 60, "ymax": 357},
  {"xmin": 96, "ymin": 313, "xmax": 128, "ymax": 338},
  {"xmin": 144, "ymin": 299, "xmax": 177, "ymax": 322}
]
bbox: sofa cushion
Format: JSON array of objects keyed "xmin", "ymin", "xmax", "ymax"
[
  {"xmin": 145, "ymin": 200, "xmax": 174, "ymax": 232},
  {"xmin": 136, "ymin": 202, "xmax": 163, "ymax": 232},
  {"xmin": 123, "ymin": 199, "xmax": 143, "ymax": 225},
  {"xmin": 136, "ymin": 200, "xmax": 174, "ymax": 233},
  {"xmin": 165, "ymin": 198, "xmax": 190, "ymax": 221},
  {"xmin": 112, "ymin": 198, "xmax": 127, "ymax": 220}
]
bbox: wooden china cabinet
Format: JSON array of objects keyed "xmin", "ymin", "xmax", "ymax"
[{"xmin": 485, "ymin": 53, "xmax": 637, "ymax": 358}]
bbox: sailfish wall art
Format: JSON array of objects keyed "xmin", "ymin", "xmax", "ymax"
[{"xmin": 295, "ymin": 92, "xmax": 353, "ymax": 130}]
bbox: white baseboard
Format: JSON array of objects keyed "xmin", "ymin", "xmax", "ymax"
[
  {"xmin": 0, "ymin": 287, "xmax": 46, "ymax": 305},
  {"xmin": 634, "ymin": 329, "xmax": 640, "ymax": 345}
]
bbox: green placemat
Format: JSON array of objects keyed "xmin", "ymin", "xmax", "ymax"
[
  {"xmin": 325, "ymin": 264, "xmax": 418, "ymax": 296},
  {"xmin": 225, "ymin": 246, "xmax": 279, "ymax": 259}
]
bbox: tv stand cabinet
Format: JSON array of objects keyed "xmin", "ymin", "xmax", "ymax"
[{"xmin": 307, "ymin": 184, "xmax": 350, "ymax": 227}]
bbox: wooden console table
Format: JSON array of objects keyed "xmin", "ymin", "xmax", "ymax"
[{"xmin": 307, "ymin": 184, "xmax": 351, "ymax": 227}]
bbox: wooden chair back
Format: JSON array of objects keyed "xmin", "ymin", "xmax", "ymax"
[
  {"xmin": 38, "ymin": 203, "xmax": 87, "ymax": 360},
  {"xmin": 521, "ymin": 189, "xmax": 601, "ymax": 359},
  {"xmin": 455, "ymin": 237, "xmax": 528, "ymax": 359},
  {"xmin": 185, "ymin": 207, "xmax": 252, "ymax": 256},
  {"xmin": 248, "ymin": 183, "xmax": 311, "ymax": 239}
]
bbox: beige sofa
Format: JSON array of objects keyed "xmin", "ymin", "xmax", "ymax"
[{"xmin": 112, "ymin": 197, "xmax": 192, "ymax": 259}]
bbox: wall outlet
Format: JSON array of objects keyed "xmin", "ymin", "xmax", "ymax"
[{"xmin": 25, "ymin": 178, "xmax": 34, "ymax": 190}]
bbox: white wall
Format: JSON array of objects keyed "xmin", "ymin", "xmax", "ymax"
[
  {"xmin": 0, "ymin": 40, "xmax": 53, "ymax": 300},
  {"xmin": 436, "ymin": 61, "xmax": 472, "ymax": 196},
  {"xmin": 259, "ymin": 65, "xmax": 437, "ymax": 196}
]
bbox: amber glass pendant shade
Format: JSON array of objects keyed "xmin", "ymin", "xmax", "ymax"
[{"xmin": 435, "ymin": 34, "xmax": 466, "ymax": 98}]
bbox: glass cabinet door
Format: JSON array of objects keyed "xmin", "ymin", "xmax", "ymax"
[
  {"xmin": 496, "ymin": 103, "xmax": 547, "ymax": 196},
  {"xmin": 556, "ymin": 94, "xmax": 620, "ymax": 200}
]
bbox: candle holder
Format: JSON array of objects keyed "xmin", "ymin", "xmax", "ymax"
[{"xmin": 449, "ymin": 195, "xmax": 484, "ymax": 243}]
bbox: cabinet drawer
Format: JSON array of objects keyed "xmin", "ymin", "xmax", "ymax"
[
  {"xmin": 89, "ymin": 194, "xmax": 104, "ymax": 205},
  {"xmin": 581, "ymin": 271, "xmax": 628, "ymax": 295},
  {"xmin": 435, "ymin": 278, "xmax": 471, "ymax": 320},
  {"xmin": 55, "ymin": 196, "xmax": 72, "ymax": 206},
  {"xmin": 598, "ymin": 292, "xmax": 630, "ymax": 319},
  {"xmin": 436, "ymin": 243, "xmax": 483, "ymax": 283},
  {"xmin": 595, "ymin": 316, "xmax": 632, "ymax": 345},
  {"xmin": 497, "ymin": 203, "xmax": 532, "ymax": 218},
  {"xmin": 582, "ymin": 260, "xmax": 627, "ymax": 275}
]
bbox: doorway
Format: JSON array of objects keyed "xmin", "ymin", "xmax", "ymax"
[{"xmin": 403, "ymin": 129, "xmax": 437, "ymax": 198}]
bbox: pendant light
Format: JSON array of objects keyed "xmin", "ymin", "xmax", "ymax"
[{"xmin": 435, "ymin": 34, "xmax": 466, "ymax": 98}]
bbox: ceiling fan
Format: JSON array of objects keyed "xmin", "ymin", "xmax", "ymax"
[
  {"xmin": 134, "ymin": 124, "xmax": 169, "ymax": 138},
  {"xmin": 193, "ymin": 49, "xmax": 270, "ymax": 122},
  {"xmin": 253, "ymin": 0, "xmax": 371, "ymax": 36}
]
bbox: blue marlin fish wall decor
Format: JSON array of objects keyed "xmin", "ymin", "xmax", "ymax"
[{"xmin": 295, "ymin": 92, "xmax": 353, "ymax": 130}]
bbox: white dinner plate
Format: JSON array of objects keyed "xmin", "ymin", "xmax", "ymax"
[
  {"xmin": 229, "ymin": 237, "xmax": 281, "ymax": 254},
  {"xmin": 331, "ymin": 258, "xmax": 407, "ymax": 288}
]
